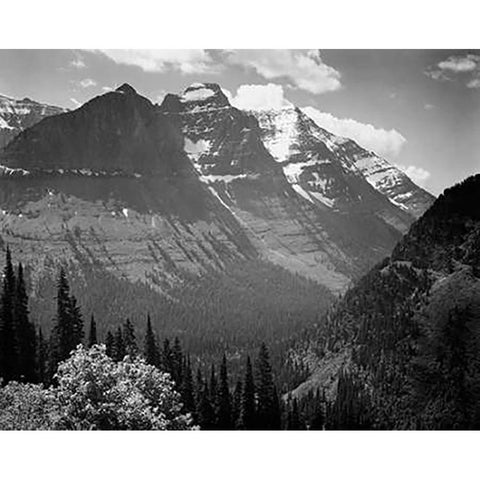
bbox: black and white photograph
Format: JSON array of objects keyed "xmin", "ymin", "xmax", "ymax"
[{"xmin": 0, "ymin": 2, "xmax": 479, "ymax": 478}]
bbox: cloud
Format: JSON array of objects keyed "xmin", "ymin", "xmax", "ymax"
[
  {"xmin": 95, "ymin": 49, "xmax": 219, "ymax": 74},
  {"xmin": 78, "ymin": 78, "xmax": 97, "ymax": 88},
  {"xmin": 437, "ymin": 54, "xmax": 479, "ymax": 73},
  {"xmin": 303, "ymin": 106, "xmax": 406, "ymax": 158},
  {"xmin": 225, "ymin": 50, "xmax": 341, "ymax": 94},
  {"xmin": 426, "ymin": 53, "xmax": 480, "ymax": 87},
  {"xmin": 230, "ymin": 83, "xmax": 292, "ymax": 110},
  {"xmin": 467, "ymin": 78, "xmax": 480, "ymax": 89},
  {"xmin": 424, "ymin": 103, "xmax": 435, "ymax": 110},
  {"xmin": 395, "ymin": 164, "xmax": 431, "ymax": 187},
  {"xmin": 70, "ymin": 55, "xmax": 86, "ymax": 69}
]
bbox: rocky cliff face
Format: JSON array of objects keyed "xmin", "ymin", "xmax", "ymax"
[
  {"xmin": 0, "ymin": 94, "xmax": 66, "ymax": 149},
  {"xmin": 0, "ymin": 83, "xmax": 434, "ymax": 300},
  {"xmin": 160, "ymin": 84, "xmax": 434, "ymax": 292},
  {"xmin": 0, "ymin": 85, "xmax": 256, "ymax": 292}
]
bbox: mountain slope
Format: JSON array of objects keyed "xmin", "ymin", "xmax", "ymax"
[
  {"xmin": 160, "ymin": 84, "xmax": 433, "ymax": 293},
  {"xmin": 252, "ymin": 106, "xmax": 433, "ymax": 225},
  {"xmin": 0, "ymin": 94, "xmax": 66, "ymax": 149},
  {"xmin": 290, "ymin": 174, "xmax": 480, "ymax": 429},
  {"xmin": 0, "ymin": 84, "xmax": 257, "ymax": 292}
]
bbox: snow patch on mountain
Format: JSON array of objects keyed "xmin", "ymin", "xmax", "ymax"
[
  {"xmin": 0, "ymin": 117, "xmax": 14, "ymax": 130},
  {"xmin": 182, "ymin": 87, "xmax": 216, "ymax": 102},
  {"xmin": 251, "ymin": 107, "xmax": 299, "ymax": 163}
]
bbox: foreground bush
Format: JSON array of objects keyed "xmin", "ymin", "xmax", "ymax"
[{"xmin": 0, "ymin": 345, "xmax": 195, "ymax": 430}]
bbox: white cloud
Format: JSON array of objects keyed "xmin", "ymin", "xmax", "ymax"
[
  {"xmin": 225, "ymin": 50, "xmax": 341, "ymax": 94},
  {"xmin": 78, "ymin": 78, "xmax": 97, "ymax": 88},
  {"xmin": 95, "ymin": 49, "xmax": 219, "ymax": 74},
  {"xmin": 467, "ymin": 78, "xmax": 480, "ymax": 89},
  {"xmin": 303, "ymin": 106, "xmax": 407, "ymax": 158},
  {"xmin": 424, "ymin": 103, "xmax": 435, "ymax": 110},
  {"xmin": 395, "ymin": 164, "xmax": 431, "ymax": 187},
  {"xmin": 437, "ymin": 54, "xmax": 479, "ymax": 73},
  {"xmin": 230, "ymin": 83, "xmax": 292, "ymax": 110},
  {"xmin": 426, "ymin": 54, "xmax": 480, "ymax": 87},
  {"xmin": 70, "ymin": 56, "xmax": 86, "ymax": 69}
]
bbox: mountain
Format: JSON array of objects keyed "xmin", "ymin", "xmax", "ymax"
[
  {"xmin": 0, "ymin": 84, "xmax": 255, "ymax": 283},
  {"xmin": 0, "ymin": 94, "xmax": 66, "ymax": 149},
  {"xmin": 0, "ymin": 83, "xmax": 435, "ymax": 366},
  {"xmin": 252, "ymin": 106, "xmax": 433, "ymax": 222},
  {"xmin": 290, "ymin": 174, "xmax": 480, "ymax": 429},
  {"xmin": 0, "ymin": 84, "xmax": 333, "ymax": 361},
  {"xmin": 160, "ymin": 84, "xmax": 434, "ymax": 292}
]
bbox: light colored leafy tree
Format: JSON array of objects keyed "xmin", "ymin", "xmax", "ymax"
[
  {"xmin": 0, "ymin": 382, "xmax": 59, "ymax": 430},
  {"xmin": 0, "ymin": 345, "xmax": 196, "ymax": 430}
]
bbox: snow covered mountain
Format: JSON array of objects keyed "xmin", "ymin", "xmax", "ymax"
[
  {"xmin": 0, "ymin": 83, "xmax": 434, "ymax": 300},
  {"xmin": 0, "ymin": 93, "xmax": 66, "ymax": 149},
  {"xmin": 160, "ymin": 84, "xmax": 434, "ymax": 291},
  {"xmin": 251, "ymin": 106, "xmax": 433, "ymax": 222},
  {"xmin": 0, "ymin": 84, "xmax": 255, "ymax": 292}
]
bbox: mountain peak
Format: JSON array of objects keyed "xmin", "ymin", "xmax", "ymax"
[
  {"xmin": 116, "ymin": 83, "xmax": 137, "ymax": 95},
  {"xmin": 159, "ymin": 83, "xmax": 230, "ymax": 113}
]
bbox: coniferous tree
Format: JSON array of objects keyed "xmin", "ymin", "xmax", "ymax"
[
  {"xmin": 180, "ymin": 356, "xmax": 196, "ymax": 418},
  {"xmin": 217, "ymin": 354, "xmax": 232, "ymax": 429},
  {"xmin": 232, "ymin": 379, "xmax": 243, "ymax": 429},
  {"xmin": 123, "ymin": 318, "xmax": 137, "ymax": 357},
  {"xmin": 240, "ymin": 355, "xmax": 256, "ymax": 429},
  {"xmin": 69, "ymin": 294, "xmax": 83, "ymax": 349},
  {"xmin": 162, "ymin": 338, "xmax": 173, "ymax": 376},
  {"xmin": 50, "ymin": 268, "xmax": 84, "ymax": 374},
  {"xmin": 87, "ymin": 315, "xmax": 97, "ymax": 348},
  {"xmin": 35, "ymin": 327, "xmax": 47, "ymax": 384},
  {"xmin": 0, "ymin": 247, "xmax": 16, "ymax": 384},
  {"xmin": 286, "ymin": 398, "xmax": 301, "ymax": 430},
  {"xmin": 144, "ymin": 315, "xmax": 159, "ymax": 367},
  {"xmin": 197, "ymin": 380, "xmax": 216, "ymax": 430},
  {"xmin": 14, "ymin": 262, "xmax": 36, "ymax": 382},
  {"xmin": 255, "ymin": 343, "xmax": 280, "ymax": 429},
  {"xmin": 172, "ymin": 337, "xmax": 183, "ymax": 385},
  {"xmin": 113, "ymin": 327, "xmax": 125, "ymax": 361}
]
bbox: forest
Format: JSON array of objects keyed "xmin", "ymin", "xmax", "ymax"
[{"xmin": 0, "ymin": 248, "xmax": 324, "ymax": 430}]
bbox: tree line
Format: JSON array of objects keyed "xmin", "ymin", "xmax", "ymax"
[{"xmin": 0, "ymin": 249, "xmax": 324, "ymax": 429}]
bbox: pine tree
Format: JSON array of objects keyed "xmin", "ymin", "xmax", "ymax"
[
  {"xmin": 69, "ymin": 294, "xmax": 83, "ymax": 348},
  {"xmin": 217, "ymin": 354, "xmax": 232, "ymax": 429},
  {"xmin": 50, "ymin": 268, "xmax": 83, "ymax": 374},
  {"xmin": 197, "ymin": 380, "xmax": 216, "ymax": 430},
  {"xmin": 232, "ymin": 379, "xmax": 243, "ymax": 429},
  {"xmin": 286, "ymin": 398, "xmax": 301, "ymax": 430},
  {"xmin": 195, "ymin": 367, "xmax": 204, "ymax": 415},
  {"xmin": 14, "ymin": 262, "xmax": 36, "ymax": 382},
  {"xmin": 35, "ymin": 327, "xmax": 47, "ymax": 384},
  {"xmin": 172, "ymin": 337, "xmax": 183, "ymax": 385},
  {"xmin": 180, "ymin": 356, "xmax": 196, "ymax": 417},
  {"xmin": 255, "ymin": 343, "xmax": 280, "ymax": 429},
  {"xmin": 0, "ymin": 247, "xmax": 16, "ymax": 384},
  {"xmin": 144, "ymin": 315, "xmax": 159, "ymax": 367},
  {"xmin": 240, "ymin": 355, "xmax": 256, "ymax": 429},
  {"xmin": 87, "ymin": 314, "xmax": 97, "ymax": 347},
  {"xmin": 113, "ymin": 327, "xmax": 125, "ymax": 361},
  {"xmin": 123, "ymin": 318, "xmax": 137, "ymax": 357},
  {"xmin": 161, "ymin": 338, "xmax": 173, "ymax": 376}
]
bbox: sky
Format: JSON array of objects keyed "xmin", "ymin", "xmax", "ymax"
[{"xmin": 0, "ymin": 49, "xmax": 478, "ymax": 195}]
